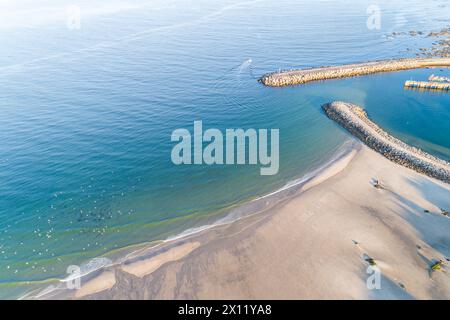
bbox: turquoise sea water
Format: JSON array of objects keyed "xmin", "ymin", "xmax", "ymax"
[{"xmin": 0, "ymin": 0, "xmax": 449, "ymax": 298}]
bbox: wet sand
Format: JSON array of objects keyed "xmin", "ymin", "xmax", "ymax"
[
  {"xmin": 323, "ymin": 101, "xmax": 450, "ymax": 183},
  {"xmin": 53, "ymin": 144, "xmax": 450, "ymax": 300}
]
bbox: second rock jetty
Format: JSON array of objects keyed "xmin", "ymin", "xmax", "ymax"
[
  {"xmin": 322, "ymin": 101, "xmax": 450, "ymax": 183},
  {"xmin": 260, "ymin": 58, "xmax": 450, "ymax": 87}
]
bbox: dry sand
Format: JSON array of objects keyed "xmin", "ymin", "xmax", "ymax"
[{"xmin": 68, "ymin": 144, "xmax": 450, "ymax": 300}]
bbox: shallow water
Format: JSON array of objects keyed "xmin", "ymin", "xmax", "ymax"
[{"xmin": 0, "ymin": 0, "xmax": 449, "ymax": 298}]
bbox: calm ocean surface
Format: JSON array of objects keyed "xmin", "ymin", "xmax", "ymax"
[{"xmin": 0, "ymin": 0, "xmax": 449, "ymax": 298}]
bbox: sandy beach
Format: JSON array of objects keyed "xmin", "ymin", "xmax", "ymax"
[{"xmin": 47, "ymin": 143, "xmax": 450, "ymax": 300}]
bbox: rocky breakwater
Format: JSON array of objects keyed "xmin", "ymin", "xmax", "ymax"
[
  {"xmin": 322, "ymin": 101, "xmax": 450, "ymax": 183},
  {"xmin": 260, "ymin": 58, "xmax": 450, "ymax": 87}
]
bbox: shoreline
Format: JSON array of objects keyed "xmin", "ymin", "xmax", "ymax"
[
  {"xmin": 24, "ymin": 141, "xmax": 359, "ymax": 299},
  {"xmin": 57, "ymin": 144, "xmax": 450, "ymax": 299},
  {"xmin": 260, "ymin": 58, "xmax": 450, "ymax": 87},
  {"xmin": 322, "ymin": 101, "xmax": 450, "ymax": 183}
]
